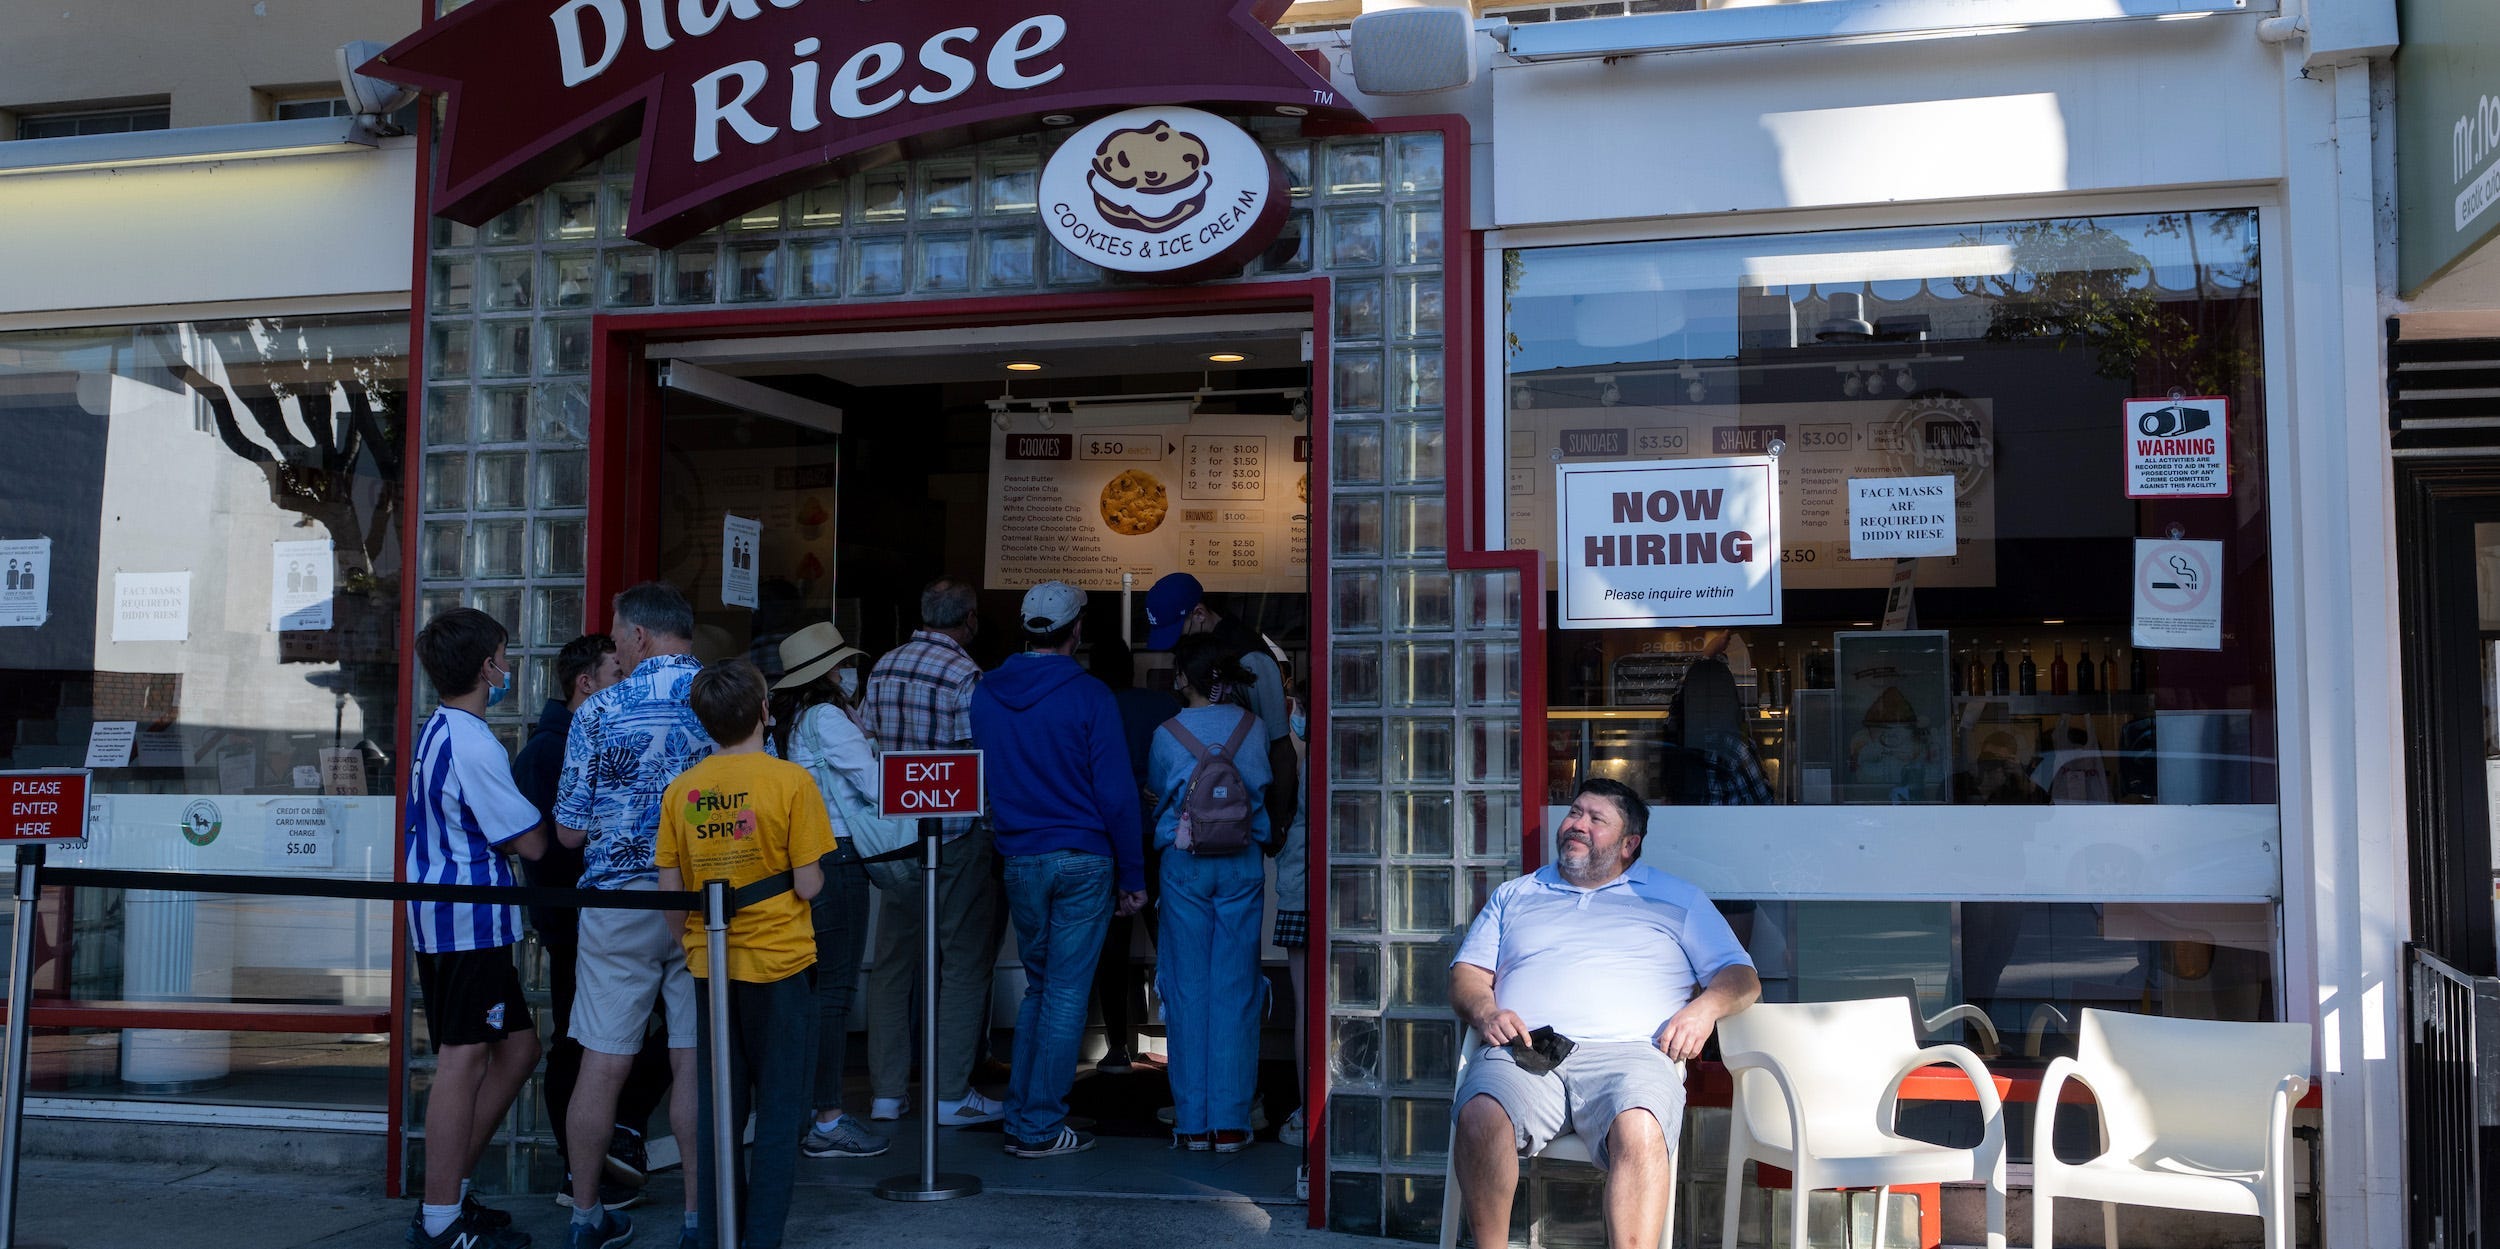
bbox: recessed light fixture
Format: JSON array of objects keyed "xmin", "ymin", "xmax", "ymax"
[
  {"xmin": 1277, "ymin": 105, "xmax": 1309, "ymax": 117},
  {"xmin": 2042, "ymin": 619, "xmax": 2066, "ymax": 625},
  {"xmin": 1206, "ymin": 352, "xmax": 1248, "ymax": 364},
  {"xmin": 1041, "ymin": 113, "xmax": 1077, "ymax": 126},
  {"xmin": 1004, "ymin": 361, "xmax": 1045, "ymax": 372}
]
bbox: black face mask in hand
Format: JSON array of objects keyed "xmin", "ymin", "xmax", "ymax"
[{"xmin": 1510, "ymin": 1026, "xmax": 1577, "ymax": 1076}]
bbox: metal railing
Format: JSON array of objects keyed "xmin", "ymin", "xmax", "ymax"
[{"xmin": 2406, "ymin": 945, "xmax": 2500, "ymax": 1249}]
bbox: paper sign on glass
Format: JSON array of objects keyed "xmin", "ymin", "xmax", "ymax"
[
  {"xmin": 1556, "ymin": 456, "xmax": 1782, "ymax": 629},
  {"xmin": 2132, "ymin": 539, "xmax": 2225, "ymax": 651},
  {"xmin": 721, "ymin": 514, "xmax": 761, "ymax": 610},
  {"xmin": 84, "ymin": 722, "xmax": 137, "ymax": 769},
  {"xmin": 271, "ymin": 538, "xmax": 335, "ymax": 632},
  {"xmin": 2124, "ymin": 397, "xmax": 2230, "ymax": 499},
  {"xmin": 1848, "ymin": 476, "xmax": 1957, "ymax": 560},
  {"xmin": 0, "ymin": 538, "xmax": 50, "ymax": 628},
  {"xmin": 113, "ymin": 571, "xmax": 191, "ymax": 643}
]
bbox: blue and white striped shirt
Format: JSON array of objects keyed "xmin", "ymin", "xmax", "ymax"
[{"xmin": 405, "ymin": 707, "xmax": 538, "ymax": 952}]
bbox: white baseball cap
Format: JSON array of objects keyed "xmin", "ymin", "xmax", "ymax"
[{"xmin": 1021, "ymin": 581, "xmax": 1087, "ymax": 633}]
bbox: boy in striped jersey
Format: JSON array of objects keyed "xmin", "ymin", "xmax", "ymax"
[{"xmin": 408, "ymin": 608, "xmax": 550, "ymax": 1249}]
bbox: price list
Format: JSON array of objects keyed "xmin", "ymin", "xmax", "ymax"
[
  {"xmin": 1184, "ymin": 435, "xmax": 1268, "ymax": 500},
  {"xmin": 1181, "ymin": 530, "xmax": 1266, "ymax": 575}
]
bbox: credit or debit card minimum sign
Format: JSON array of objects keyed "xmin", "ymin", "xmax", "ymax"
[
  {"xmin": 1, "ymin": 770, "xmax": 90, "ymax": 843},
  {"xmin": 879, "ymin": 751, "xmax": 986, "ymax": 819}
]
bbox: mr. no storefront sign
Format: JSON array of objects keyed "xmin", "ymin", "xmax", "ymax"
[
  {"xmin": 368, "ymin": 0, "xmax": 1358, "ymax": 250},
  {"xmin": 2396, "ymin": 0, "xmax": 2500, "ymax": 292}
]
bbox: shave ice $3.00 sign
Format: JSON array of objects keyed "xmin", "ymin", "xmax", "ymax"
[
  {"xmin": 1557, "ymin": 457, "xmax": 1782, "ymax": 629},
  {"xmin": 880, "ymin": 751, "xmax": 985, "ymax": 820}
]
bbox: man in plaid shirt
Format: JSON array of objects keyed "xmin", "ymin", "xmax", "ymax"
[{"xmin": 855, "ymin": 576, "xmax": 1006, "ymax": 1125}]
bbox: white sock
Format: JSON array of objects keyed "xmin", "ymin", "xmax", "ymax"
[
  {"xmin": 421, "ymin": 1203, "xmax": 461, "ymax": 1237},
  {"xmin": 459, "ymin": 1179, "xmax": 472, "ymax": 1201},
  {"xmin": 572, "ymin": 1205, "xmax": 600, "ymax": 1226},
  {"xmin": 685, "ymin": 1210, "xmax": 701, "ymax": 1230}
]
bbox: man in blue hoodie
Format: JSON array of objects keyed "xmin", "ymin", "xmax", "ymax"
[{"xmin": 970, "ymin": 580, "xmax": 1146, "ymax": 1158}]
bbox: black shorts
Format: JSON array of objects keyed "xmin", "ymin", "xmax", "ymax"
[{"xmin": 415, "ymin": 947, "xmax": 535, "ymax": 1051}]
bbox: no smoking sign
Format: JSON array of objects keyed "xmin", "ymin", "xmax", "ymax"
[{"xmin": 2132, "ymin": 539, "xmax": 2224, "ymax": 652}]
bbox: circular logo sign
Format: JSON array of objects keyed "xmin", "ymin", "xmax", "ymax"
[
  {"xmin": 180, "ymin": 799, "xmax": 222, "ymax": 848},
  {"xmin": 1040, "ymin": 107, "xmax": 1289, "ymax": 285}
]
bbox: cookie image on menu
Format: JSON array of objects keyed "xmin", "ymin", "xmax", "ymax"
[
  {"xmin": 1088, "ymin": 121, "xmax": 1213, "ymax": 234},
  {"xmin": 1100, "ymin": 469, "xmax": 1170, "ymax": 536}
]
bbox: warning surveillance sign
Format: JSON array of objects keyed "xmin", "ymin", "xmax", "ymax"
[{"xmin": 2124, "ymin": 396, "xmax": 2230, "ymax": 499}]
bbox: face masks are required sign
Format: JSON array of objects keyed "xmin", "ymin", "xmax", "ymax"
[{"xmin": 1557, "ymin": 456, "xmax": 1782, "ymax": 629}]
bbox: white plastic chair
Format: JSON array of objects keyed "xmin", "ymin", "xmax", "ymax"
[
  {"xmin": 2031, "ymin": 1009, "xmax": 2310, "ymax": 1249},
  {"xmin": 1438, "ymin": 1031, "xmax": 1678, "ymax": 1249},
  {"xmin": 1718, "ymin": 999, "xmax": 2006, "ymax": 1249},
  {"xmin": 1795, "ymin": 978, "xmax": 2004, "ymax": 1057}
]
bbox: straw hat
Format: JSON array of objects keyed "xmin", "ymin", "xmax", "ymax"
[{"xmin": 772, "ymin": 622, "xmax": 866, "ymax": 691}]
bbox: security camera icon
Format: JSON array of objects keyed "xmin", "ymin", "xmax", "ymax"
[{"xmin": 2138, "ymin": 405, "xmax": 2212, "ymax": 438}]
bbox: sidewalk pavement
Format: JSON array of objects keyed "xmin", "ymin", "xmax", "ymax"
[{"xmin": 11, "ymin": 1157, "xmax": 1381, "ymax": 1249}]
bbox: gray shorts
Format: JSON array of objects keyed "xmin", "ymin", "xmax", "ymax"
[
  {"xmin": 571, "ymin": 894, "xmax": 697, "ymax": 1055},
  {"xmin": 1454, "ymin": 1040, "xmax": 1687, "ymax": 1170}
]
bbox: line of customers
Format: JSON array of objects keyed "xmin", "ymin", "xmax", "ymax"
[{"xmin": 400, "ymin": 572, "xmax": 1307, "ymax": 1249}]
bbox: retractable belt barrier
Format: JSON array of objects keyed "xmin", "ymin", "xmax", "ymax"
[{"xmin": 0, "ymin": 844, "xmax": 795, "ymax": 1249}]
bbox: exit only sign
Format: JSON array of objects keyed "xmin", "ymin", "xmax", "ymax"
[{"xmin": 879, "ymin": 750, "xmax": 984, "ymax": 820}]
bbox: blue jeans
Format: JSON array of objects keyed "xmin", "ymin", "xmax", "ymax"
[
  {"xmin": 810, "ymin": 854, "xmax": 870, "ymax": 1111},
  {"xmin": 1156, "ymin": 848, "xmax": 1267, "ymax": 1134},
  {"xmin": 1001, "ymin": 850, "xmax": 1114, "ymax": 1143},
  {"xmin": 694, "ymin": 970, "xmax": 817, "ymax": 1249}
]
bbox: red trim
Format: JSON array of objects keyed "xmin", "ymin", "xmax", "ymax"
[
  {"xmin": 387, "ymin": 35, "xmax": 433, "ymax": 1196},
  {"xmin": 0, "ymin": 1002, "xmax": 391, "ymax": 1034}
]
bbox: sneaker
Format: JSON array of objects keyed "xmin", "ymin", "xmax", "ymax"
[
  {"xmin": 869, "ymin": 1096, "xmax": 910, "ymax": 1121},
  {"xmin": 1004, "ymin": 1126, "xmax": 1095, "ymax": 1158},
  {"xmin": 463, "ymin": 1193, "xmax": 514, "ymax": 1231},
  {"xmin": 675, "ymin": 1227, "xmax": 702, "ymax": 1249},
  {"xmin": 565, "ymin": 1210, "xmax": 632, "ymax": 1249},
  {"xmin": 936, "ymin": 1090, "xmax": 1005, "ymax": 1126},
  {"xmin": 1172, "ymin": 1131, "xmax": 1212, "ymax": 1152},
  {"xmin": 1156, "ymin": 1104, "xmax": 1177, "ymax": 1126},
  {"xmin": 604, "ymin": 1127, "xmax": 648, "ymax": 1186},
  {"xmin": 801, "ymin": 1114, "xmax": 890, "ymax": 1159},
  {"xmin": 1212, "ymin": 1128, "xmax": 1252, "ymax": 1154},
  {"xmin": 1278, "ymin": 1108, "xmax": 1306, "ymax": 1148},
  {"xmin": 409, "ymin": 1209, "xmax": 531, "ymax": 1249},
  {"xmin": 555, "ymin": 1179, "xmax": 644, "ymax": 1212},
  {"xmin": 1095, "ymin": 1047, "xmax": 1135, "ymax": 1074}
]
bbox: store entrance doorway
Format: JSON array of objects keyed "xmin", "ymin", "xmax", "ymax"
[{"xmin": 644, "ymin": 312, "xmax": 1318, "ymax": 1205}]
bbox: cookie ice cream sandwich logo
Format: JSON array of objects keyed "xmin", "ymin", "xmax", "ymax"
[{"xmin": 1042, "ymin": 106, "xmax": 1288, "ymax": 284}]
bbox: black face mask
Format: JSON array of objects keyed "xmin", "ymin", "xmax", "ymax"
[{"xmin": 1510, "ymin": 1026, "xmax": 1577, "ymax": 1075}]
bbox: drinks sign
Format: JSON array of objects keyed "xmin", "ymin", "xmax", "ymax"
[
  {"xmin": 368, "ymin": 0, "xmax": 1355, "ymax": 249},
  {"xmin": 1038, "ymin": 107, "xmax": 1288, "ymax": 283}
]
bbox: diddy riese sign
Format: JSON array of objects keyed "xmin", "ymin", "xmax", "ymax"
[{"xmin": 369, "ymin": 0, "xmax": 1358, "ymax": 252}]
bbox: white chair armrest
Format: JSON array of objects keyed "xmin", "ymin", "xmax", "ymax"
[
  {"xmin": 1921, "ymin": 1004, "xmax": 2003, "ymax": 1057},
  {"xmin": 1720, "ymin": 1047, "xmax": 1812, "ymax": 1158},
  {"xmin": 2031, "ymin": 1055, "xmax": 2097, "ymax": 1177},
  {"xmin": 2024, "ymin": 1004, "xmax": 2070, "ymax": 1059},
  {"xmin": 2265, "ymin": 1072, "xmax": 2307, "ymax": 1186}
]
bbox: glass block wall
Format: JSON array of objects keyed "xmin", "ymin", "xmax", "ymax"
[{"xmin": 411, "ymin": 108, "xmax": 1516, "ymax": 1237}]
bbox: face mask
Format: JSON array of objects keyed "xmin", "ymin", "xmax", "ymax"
[
  {"xmin": 836, "ymin": 669, "xmax": 860, "ymax": 701},
  {"xmin": 484, "ymin": 660, "xmax": 512, "ymax": 708},
  {"xmin": 1290, "ymin": 711, "xmax": 1308, "ymax": 740}
]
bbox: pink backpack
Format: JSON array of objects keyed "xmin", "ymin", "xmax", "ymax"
[{"xmin": 1166, "ymin": 711, "xmax": 1260, "ymax": 855}]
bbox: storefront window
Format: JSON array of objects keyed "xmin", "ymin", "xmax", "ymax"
[
  {"xmin": 0, "ymin": 312, "xmax": 408, "ymax": 1109},
  {"xmin": 1502, "ymin": 212, "xmax": 2278, "ymax": 1031}
]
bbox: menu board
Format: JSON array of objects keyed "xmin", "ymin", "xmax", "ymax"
[
  {"xmin": 1507, "ymin": 395, "xmax": 1996, "ymax": 590},
  {"xmin": 985, "ymin": 414, "xmax": 1311, "ymax": 593}
]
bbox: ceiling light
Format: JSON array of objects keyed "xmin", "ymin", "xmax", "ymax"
[
  {"xmin": 1004, "ymin": 361, "xmax": 1045, "ymax": 372},
  {"xmin": 1864, "ymin": 368, "xmax": 1887, "ymax": 396},
  {"xmin": 1277, "ymin": 105, "xmax": 1310, "ymax": 117},
  {"xmin": 1842, "ymin": 371, "xmax": 1863, "ymax": 398},
  {"xmin": 992, "ymin": 411, "xmax": 1012, "ymax": 432},
  {"xmin": 1035, "ymin": 410, "xmax": 1057, "ymax": 430},
  {"xmin": 1896, "ymin": 366, "xmax": 1917, "ymax": 392},
  {"xmin": 1041, "ymin": 113, "xmax": 1077, "ymax": 126},
  {"xmin": 1687, "ymin": 378, "xmax": 1707, "ymax": 404},
  {"xmin": 1595, "ymin": 374, "xmax": 1620, "ymax": 407},
  {"xmin": 1206, "ymin": 352, "xmax": 1249, "ymax": 364}
]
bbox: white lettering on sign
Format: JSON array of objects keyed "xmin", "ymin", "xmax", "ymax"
[{"xmin": 880, "ymin": 750, "xmax": 985, "ymax": 819}]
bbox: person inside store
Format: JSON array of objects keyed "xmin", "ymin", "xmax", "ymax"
[
  {"xmin": 1273, "ymin": 673, "xmax": 1312, "ymax": 1162},
  {"xmin": 765, "ymin": 621, "xmax": 892, "ymax": 1160},
  {"xmin": 971, "ymin": 580, "xmax": 1147, "ymax": 1158},
  {"xmin": 513, "ymin": 633, "xmax": 674, "ymax": 1213},
  {"xmin": 555, "ymin": 582, "xmax": 713, "ymax": 1249},
  {"xmin": 855, "ymin": 576, "xmax": 1004, "ymax": 1127},
  {"xmin": 1143, "ymin": 573, "xmax": 1299, "ymax": 839},
  {"xmin": 406, "ymin": 607, "xmax": 550, "ymax": 1249},
  {"xmin": 1145, "ymin": 635, "xmax": 1276, "ymax": 1152},
  {"xmin": 656, "ymin": 659, "xmax": 833, "ymax": 1249},
  {"xmin": 1086, "ymin": 627, "xmax": 1177, "ymax": 1074},
  {"xmin": 1448, "ymin": 777, "xmax": 1761, "ymax": 1249}
]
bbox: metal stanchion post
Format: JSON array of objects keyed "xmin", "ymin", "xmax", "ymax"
[
  {"xmin": 0, "ymin": 845, "xmax": 61, "ymax": 1249},
  {"xmin": 703, "ymin": 881, "xmax": 739, "ymax": 1249},
  {"xmin": 874, "ymin": 818, "xmax": 980, "ymax": 1202}
]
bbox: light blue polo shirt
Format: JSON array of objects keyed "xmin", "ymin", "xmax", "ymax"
[{"xmin": 1453, "ymin": 862, "xmax": 1752, "ymax": 1045}]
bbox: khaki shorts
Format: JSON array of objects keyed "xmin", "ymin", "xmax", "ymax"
[
  {"xmin": 570, "ymin": 891, "xmax": 697, "ymax": 1055},
  {"xmin": 1454, "ymin": 1040, "xmax": 1686, "ymax": 1169}
]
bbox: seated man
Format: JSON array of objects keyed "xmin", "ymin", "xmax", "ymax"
[{"xmin": 1450, "ymin": 777, "xmax": 1761, "ymax": 1249}]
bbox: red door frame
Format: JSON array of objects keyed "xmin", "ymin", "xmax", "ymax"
[{"xmin": 392, "ymin": 104, "xmax": 1543, "ymax": 1228}]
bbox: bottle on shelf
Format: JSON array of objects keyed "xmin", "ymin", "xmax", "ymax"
[
  {"xmin": 1764, "ymin": 646, "xmax": 1791, "ymax": 709},
  {"xmin": 1990, "ymin": 649, "xmax": 2010, "ymax": 696},
  {"xmin": 2129, "ymin": 647, "xmax": 2147, "ymax": 692},
  {"xmin": 2017, "ymin": 641, "xmax": 2038, "ymax": 696},
  {"xmin": 2075, "ymin": 644, "xmax": 2097, "ymax": 696},
  {"xmin": 2099, "ymin": 641, "xmax": 2117, "ymax": 694},
  {"xmin": 2050, "ymin": 642, "xmax": 2070, "ymax": 696}
]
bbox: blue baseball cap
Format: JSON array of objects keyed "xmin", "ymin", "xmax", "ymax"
[{"xmin": 1144, "ymin": 573, "xmax": 1204, "ymax": 651}]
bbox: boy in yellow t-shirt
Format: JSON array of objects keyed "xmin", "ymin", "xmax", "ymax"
[{"xmin": 656, "ymin": 659, "xmax": 833, "ymax": 1249}]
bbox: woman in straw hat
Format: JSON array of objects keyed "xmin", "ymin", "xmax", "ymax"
[{"xmin": 766, "ymin": 622, "xmax": 892, "ymax": 1162}]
